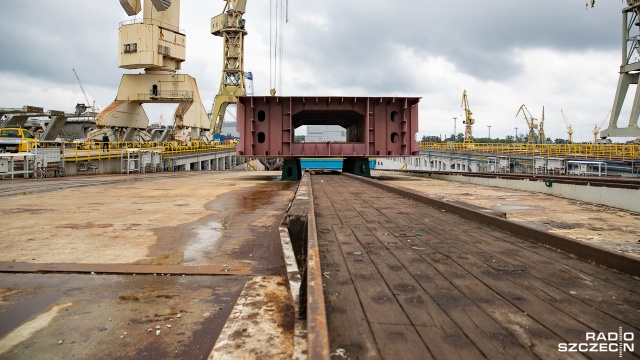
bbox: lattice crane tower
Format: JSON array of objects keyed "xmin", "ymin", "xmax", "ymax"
[
  {"xmin": 461, "ymin": 90, "xmax": 475, "ymax": 144},
  {"xmin": 210, "ymin": 0, "xmax": 248, "ymax": 135}
]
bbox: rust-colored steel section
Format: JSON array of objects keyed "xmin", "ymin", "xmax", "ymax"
[
  {"xmin": 236, "ymin": 96, "xmax": 420, "ymax": 158},
  {"xmin": 345, "ymin": 173, "xmax": 640, "ymax": 277},
  {"xmin": 303, "ymin": 172, "xmax": 331, "ymax": 359},
  {"xmin": 0, "ymin": 262, "xmax": 251, "ymax": 275}
]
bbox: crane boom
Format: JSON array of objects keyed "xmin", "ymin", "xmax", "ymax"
[
  {"xmin": 461, "ymin": 90, "xmax": 474, "ymax": 144},
  {"xmin": 539, "ymin": 106, "xmax": 546, "ymax": 144},
  {"xmin": 560, "ymin": 109, "xmax": 574, "ymax": 144},
  {"xmin": 516, "ymin": 104, "xmax": 538, "ymax": 144},
  {"xmin": 73, "ymin": 68, "xmax": 99, "ymax": 113},
  {"xmin": 593, "ymin": 111, "xmax": 610, "ymax": 144}
]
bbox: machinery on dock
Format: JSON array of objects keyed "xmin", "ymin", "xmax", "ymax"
[
  {"xmin": 592, "ymin": 0, "xmax": 640, "ymax": 139},
  {"xmin": 210, "ymin": 0, "xmax": 248, "ymax": 136},
  {"xmin": 0, "ymin": 128, "xmax": 40, "ymax": 153},
  {"xmin": 461, "ymin": 90, "xmax": 475, "ymax": 144},
  {"xmin": 539, "ymin": 106, "xmax": 546, "ymax": 144},
  {"xmin": 72, "ymin": 69, "xmax": 100, "ymax": 116},
  {"xmin": 593, "ymin": 112, "xmax": 610, "ymax": 144},
  {"xmin": 91, "ymin": 0, "xmax": 211, "ymax": 144},
  {"xmin": 561, "ymin": 109, "xmax": 573, "ymax": 144},
  {"xmin": 516, "ymin": 104, "xmax": 539, "ymax": 144}
]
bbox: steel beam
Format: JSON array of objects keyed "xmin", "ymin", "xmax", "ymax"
[{"xmin": 236, "ymin": 96, "xmax": 420, "ymax": 158}]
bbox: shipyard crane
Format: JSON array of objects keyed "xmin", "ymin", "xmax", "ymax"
[
  {"xmin": 93, "ymin": 0, "xmax": 211, "ymax": 144},
  {"xmin": 516, "ymin": 104, "xmax": 538, "ymax": 144},
  {"xmin": 210, "ymin": 0, "xmax": 248, "ymax": 135},
  {"xmin": 539, "ymin": 106, "xmax": 546, "ymax": 144},
  {"xmin": 560, "ymin": 109, "xmax": 574, "ymax": 144},
  {"xmin": 590, "ymin": 0, "xmax": 640, "ymax": 138},
  {"xmin": 593, "ymin": 112, "xmax": 610, "ymax": 144},
  {"xmin": 461, "ymin": 90, "xmax": 475, "ymax": 144},
  {"xmin": 73, "ymin": 69, "xmax": 99, "ymax": 115}
]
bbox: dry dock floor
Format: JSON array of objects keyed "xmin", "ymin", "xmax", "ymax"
[
  {"xmin": 312, "ymin": 173, "xmax": 640, "ymax": 359},
  {"xmin": 0, "ymin": 171, "xmax": 638, "ymax": 359},
  {"xmin": 0, "ymin": 171, "xmax": 296, "ymax": 359}
]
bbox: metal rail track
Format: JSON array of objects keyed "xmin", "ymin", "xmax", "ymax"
[{"xmin": 378, "ymin": 169, "xmax": 640, "ymax": 190}]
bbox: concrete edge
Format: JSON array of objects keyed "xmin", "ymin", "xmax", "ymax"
[{"xmin": 345, "ymin": 173, "xmax": 640, "ymax": 278}]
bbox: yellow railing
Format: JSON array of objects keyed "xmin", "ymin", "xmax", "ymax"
[
  {"xmin": 419, "ymin": 142, "xmax": 640, "ymax": 161},
  {"xmin": 39, "ymin": 141, "xmax": 237, "ymax": 162}
]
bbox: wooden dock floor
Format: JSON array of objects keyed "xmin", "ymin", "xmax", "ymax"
[{"xmin": 311, "ymin": 174, "xmax": 640, "ymax": 360}]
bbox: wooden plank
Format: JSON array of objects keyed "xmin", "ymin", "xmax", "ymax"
[
  {"xmin": 312, "ymin": 180, "xmax": 380, "ymax": 359},
  {"xmin": 379, "ymin": 207, "xmax": 636, "ymax": 346},
  {"xmin": 363, "ymin": 223, "xmax": 542, "ymax": 359},
  {"xmin": 370, "ymin": 324, "xmax": 434, "ymax": 360},
  {"xmin": 332, "ymin": 225, "xmax": 410, "ymax": 324},
  {"xmin": 399, "ymin": 207, "xmax": 640, "ymax": 331},
  {"xmin": 349, "ymin": 224, "xmax": 485, "ymax": 360}
]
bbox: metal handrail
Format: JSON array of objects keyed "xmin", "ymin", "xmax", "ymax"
[
  {"xmin": 419, "ymin": 142, "xmax": 640, "ymax": 161},
  {"xmin": 38, "ymin": 141, "xmax": 236, "ymax": 162}
]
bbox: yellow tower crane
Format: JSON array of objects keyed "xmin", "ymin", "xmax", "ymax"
[
  {"xmin": 516, "ymin": 104, "xmax": 538, "ymax": 144},
  {"xmin": 539, "ymin": 106, "xmax": 546, "ymax": 144},
  {"xmin": 560, "ymin": 109, "xmax": 573, "ymax": 144},
  {"xmin": 210, "ymin": 0, "xmax": 248, "ymax": 135},
  {"xmin": 461, "ymin": 90, "xmax": 475, "ymax": 144},
  {"xmin": 593, "ymin": 112, "xmax": 610, "ymax": 144}
]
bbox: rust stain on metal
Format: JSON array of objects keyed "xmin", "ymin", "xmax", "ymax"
[
  {"xmin": 236, "ymin": 96, "xmax": 420, "ymax": 158},
  {"xmin": 304, "ymin": 173, "xmax": 331, "ymax": 359},
  {"xmin": 0, "ymin": 262, "xmax": 251, "ymax": 275}
]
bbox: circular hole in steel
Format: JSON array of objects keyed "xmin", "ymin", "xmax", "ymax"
[
  {"xmin": 258, "ymin": 110, "xmax": 266, "ymax": 122},
  {"xmin": 390, "ymin": 132, "xmax": 399, "ymax": 143},
  {"xmin": 258, "ymin": 132, "xmax": 266, "ymax": 143},
  {"xmin": 390, "ymin": 111, "xmax": 398, "ymax": 122}
]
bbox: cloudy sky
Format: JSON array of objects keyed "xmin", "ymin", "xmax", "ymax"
[{"xmin": 0, "ymin": 0, "xmax": 631, "ymax": 142}]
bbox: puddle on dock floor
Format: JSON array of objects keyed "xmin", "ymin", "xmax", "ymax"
[
  {"xmin": 150, "ymin": 179, "xmax": 295, "ymax": 270},
  {"xmin": 184, "ymin": 220, "xmax": 225, "ymax": 265}
]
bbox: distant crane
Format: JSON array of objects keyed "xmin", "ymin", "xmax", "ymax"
[
  {"xmin": 461, "ymin": 90, "xmax": 475, "ymax": 144},
  {"xmin": 72, "ymin": 68, "xmax": 99, "ymax": 116},
  {"xmin": 516, "ymin": 104, "xmax": 538, "ymax": 144},
  {"xmin": 210, "ymin": 0, "xmax": 248, "ymax": 135},
  {"xmin": 560, "ymin": 109, "xmax": 574, "ymax": 144},
  {"xmin": 539, "ymin": 106, "xmax": 546, "ymax": 144},
  {"xmin": 593, "ymin": 111, "xmax": 611, "ymax": 144}
]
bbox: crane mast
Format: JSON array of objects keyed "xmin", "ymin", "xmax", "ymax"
[
  {"xmin": 516, "ymin": 104, "xmax": 538, "ymax": 144},
  {"xmin": 593, "ymin": 112, "xmax": 610, "ymax": 144},
  {"xmin": 461, "ymin": 90, "xmax": 474, "ymax": 144},
  {"xmin": 592, "ymin": 0, "xmax": 640, "ymax": 138},
  {"xmin": 210, "ymin": 0, "xmax": 248, "ymax": 135},
  {"xmin": 539, "ymin": 106, "xmax": 546, "ymax": 144},
  {"xmin": 72, "ymin": 68, "xmax": 98, "ymax": 115},
  {"xmin": 560, "ymin": 109, "xmax": 574, "ymax": 144}
]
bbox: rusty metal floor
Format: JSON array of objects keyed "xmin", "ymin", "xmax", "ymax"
[{"xmin": 311, "ymin": 174, "xmax": 640, "ymax": 359}]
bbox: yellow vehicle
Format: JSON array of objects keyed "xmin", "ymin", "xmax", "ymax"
[{"xmin": 0, "ymin": 128, "xmax": 40, "ymax": 153}]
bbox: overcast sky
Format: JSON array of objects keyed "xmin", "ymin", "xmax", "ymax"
[{"xmin": 0, "ymin": 0, "xmax": 631, "ymax": 142}]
